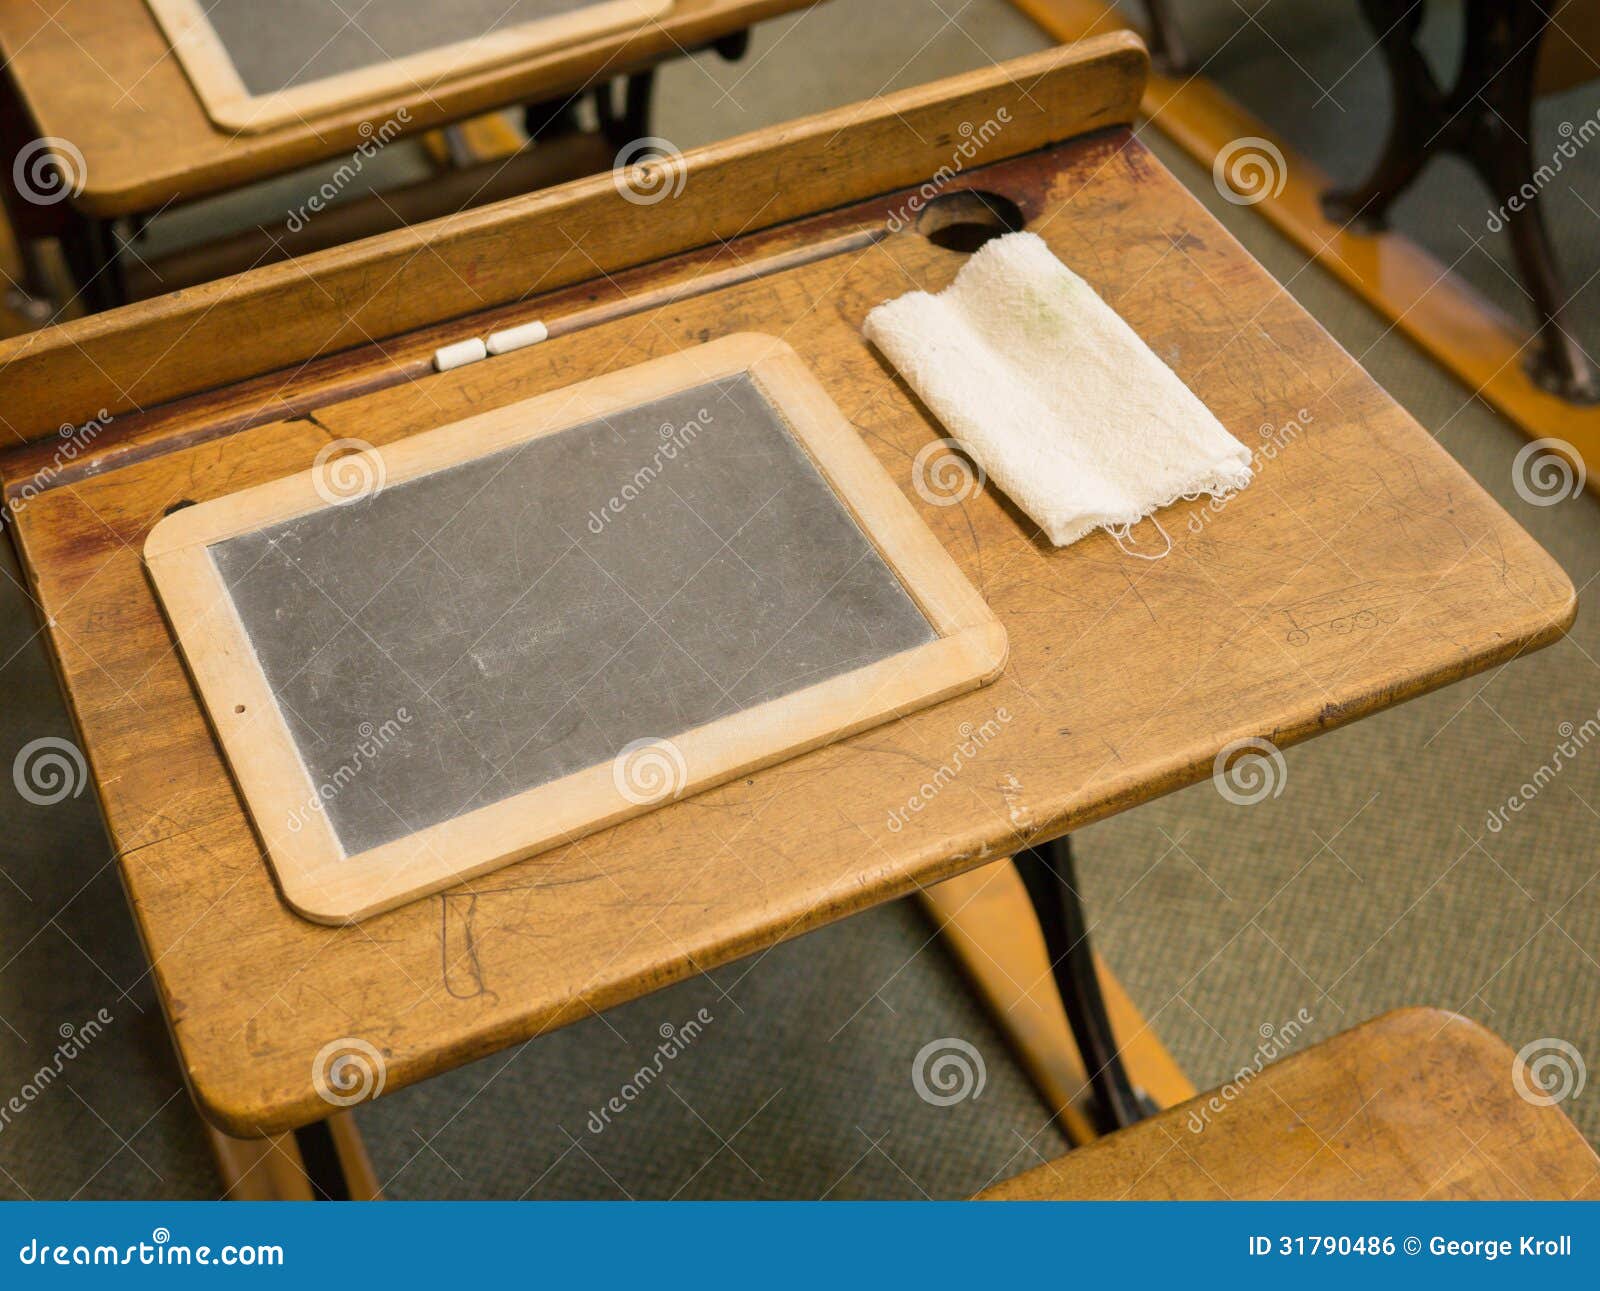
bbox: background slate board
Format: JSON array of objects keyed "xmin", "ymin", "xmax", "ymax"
[
  {"xmin": 209, "ymin": 374, "xmax": 936, "ymax": 858},
  {"xmin": 197, "ymin": 0, "xmax": 631, "ymax": 96}
]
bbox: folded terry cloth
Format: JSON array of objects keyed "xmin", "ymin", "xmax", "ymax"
[{"xmin": 863, "ymin": 232, "xmax": 1252, "ymax": 547}]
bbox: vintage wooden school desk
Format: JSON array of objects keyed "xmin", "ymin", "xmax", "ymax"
[
  {"xmin": 0, "ymin": 0, "xmax": 819, "ymax": 310},
  {"xmin": 0, "ymin": 33, "xmax": 1575, "ymax": 1197}
]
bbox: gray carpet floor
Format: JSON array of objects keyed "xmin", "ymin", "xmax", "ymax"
[{"xmin": 1, "ymin": 0, "xmax": 1596, "ymax": 1199}]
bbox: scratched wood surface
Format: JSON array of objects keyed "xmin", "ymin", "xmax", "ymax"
[
  {"xmin": 3, "ymin": 74, "xmax": 1574, "ymax": 1134},
  {"xmin": 980, "ymin": 1009, "xmax": 1600, "ymax": 1199},
  {"xmin": 0, "ymin": 0, "xmax": 817, "ymax": 216}
]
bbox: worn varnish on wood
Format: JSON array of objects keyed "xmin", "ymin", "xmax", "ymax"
[
  {"xmin": 0, "ymin": 38, "xmax": 1574, "ymax": 1136},
  {"xmin": 148, "ymin": 0, "xmax": 671, "ymax": 131},
  {"xmin": 143, "ymin": 335, "xmax": 1005, "ymax": 922},
  {"xmin": 979, "ymin": 1009, "xmax": 1600, "ymax": 1200}
]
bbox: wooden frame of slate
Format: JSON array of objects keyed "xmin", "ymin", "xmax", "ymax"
[
  {"xmin": 143, "ymin": 334, "xmax": 1008, "ymax": 924},
  {"xmin": 145, "ymin": 0, "xmax": 673, "ymax": 133}
]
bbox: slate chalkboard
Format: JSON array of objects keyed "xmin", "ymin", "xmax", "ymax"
[
  {"xmin": 144, "ymin": 335, "xmax": 1006, "ymax": 922},
  {"xmin": 147, "ymin": 0, "xmax": 671, "ymax": 131},
  {"xmin": 212, "ymin": 372, "xmax": 935, "ymax": 857}
]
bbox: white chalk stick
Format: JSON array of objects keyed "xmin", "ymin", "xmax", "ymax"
[
  {"xmin": 486, "ymin": 320, "xmax": 549, "ymax": 355},
  {"xmin": 433, "ymin": 337, "xmax": 488, "ymax": 372}
]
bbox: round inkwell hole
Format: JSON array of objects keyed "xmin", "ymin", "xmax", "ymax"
[
  {"xmin": 234, "ymin": 705, "xmax": 246, "ymax": 714},
  {"xmin": 915, "ymin": 190, "xmax": 1025, "ymax": 253}
]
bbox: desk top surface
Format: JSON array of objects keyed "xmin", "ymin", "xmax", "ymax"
[
  {"xmin": 0, "ymin": 0, "xmax": 814, "ymax": 215},
  {"xmin": 1, "ymin": 39, "xmax": 1573, "ymax": 1134}
]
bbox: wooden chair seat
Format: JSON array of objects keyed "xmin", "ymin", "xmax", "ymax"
[{"xmin": 980, "ymin": 1008, "xmax": 1600, "ymax": 1200}]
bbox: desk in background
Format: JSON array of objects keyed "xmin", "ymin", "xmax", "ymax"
[{"xmin": 0, "ymin": 0, "xmax": 820, "ymax": 311}]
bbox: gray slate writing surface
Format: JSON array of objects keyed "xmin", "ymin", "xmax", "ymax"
[
  {"xmin": 199, "ymin": 0, "xmax": 625, "ymax": 96},
  {"xmin": 209, "ymin": 375, "xmax": 936, "ymax": 858}
]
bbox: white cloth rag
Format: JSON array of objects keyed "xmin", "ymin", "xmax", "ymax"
[{"xmin": 863, "ymin": 232, "xmax": 1252, "ymax": 547}]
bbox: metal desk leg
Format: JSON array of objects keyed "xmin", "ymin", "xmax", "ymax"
[
  {"xmin": 56, "ymin": 212, "xmax": 127, "ymax": 312},
  {"xmin": 1141, "ymin": 0, "xmax": 1191, "ymax": 75},
  {"xmin": 1322, "ymin": 0, "xmax": 1597, "ymax": 404},
  {"xmin": 593, "ymin": 26, "xmax": 753, "ymax": 150},
  {"xmin": 595, "ymin": 67, "xmax": 659, "ymax": 150},
  {"xmin": 1014, "ymin": 836, "xmax": 1153, "ymax": 1132},
  {"xmin": 292, "ymin": 1122, "xmax": 354, "ymax": 1200}
]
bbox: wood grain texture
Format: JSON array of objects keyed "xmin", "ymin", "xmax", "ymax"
[
  {"xmin": 979, "ymin": 1008, "xmax": 1600, "ymax": 1199},
  {"xmin": 145, "ymin": 333, "xmax": 1005, "ymax": 923},
  {"xmin": 148, "ymin": 0, "xmax": 672, "ymax": 132},
  {"xmin": 0, "ymin": 36, "xmax": 1148, "ymax": 447},
  {"xmin": 0, "ymin": 68, "xmax": 1573, "ymax": 1134},
  {"xmin": 0, "ymin": 0, "xmax": 819, "ymax": 216}
]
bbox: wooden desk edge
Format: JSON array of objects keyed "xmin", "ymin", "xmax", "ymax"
[{"xmin": 175, "ymin": 570, "xmax": 1570, "ymax": 1138}]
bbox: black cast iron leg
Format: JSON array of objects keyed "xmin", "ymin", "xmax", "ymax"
[
  {"xmin": 1320, "ymin": 0, "xmax": 1436, "ymax": 232},
  {"xmin": 1014, "ymin": 837, "xmax": 1151, "ymax": 1133},
  {"xmin": 712, "ymin": 29, "xmax": 750, "ymax": 61},
  {"xmin": 595, "ymin": 68, "xmax": 658, "ymax": 149},
  {"xmin": 57, "ymin": 212, "xmax": 127, "ymax": 312},
  {"xmin": 1466, "ymin": 0, "xmax": 1598, "ymax": 403},
  {"xmin": 1141, "ymin": 0, "xmax": 1191, "ymax": 76},
  {"xmin": 523, "ymin": 94, "xmax": 584, "ymax": 141},
  {"xmin": 1323, "ymin": 0, "xmax": 1596, "ymax": 402},
  {"xmin": 292, "ymin": 1121, "xmax": 352, "ymax": 1200},
  {"xmin": 593, "ymin": 26, "xmax": 749, "ymax": 150}
]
